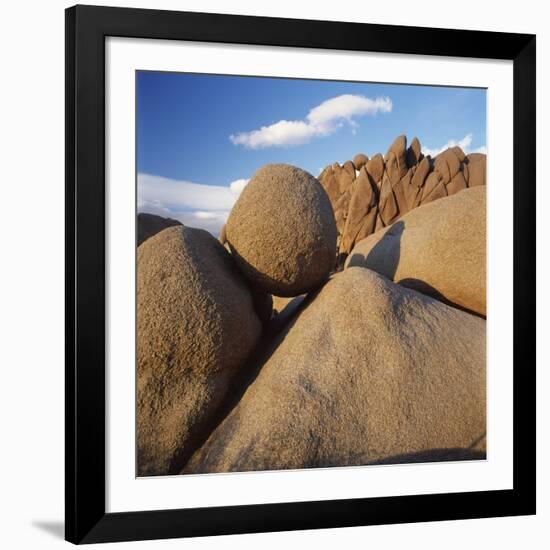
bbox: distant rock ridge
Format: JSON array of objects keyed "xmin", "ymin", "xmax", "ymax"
[
  {"xmin": 318, "ymin": 135, "xmax": 486, "ymax": 266},
  {"xmin": 137, "ymin": 212, "xmax": 182, "ymax": 246}
]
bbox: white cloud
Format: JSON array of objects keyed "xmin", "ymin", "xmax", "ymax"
[
  {"xmin": 138, "ymin": 173, "xmax": 236, "ymax": 211},
  {"xmin": 177, "ymin": 211, "xmax": 230, "ymax": 235},
  {"xmin": 422, "ymin": 133, "xmax": 486, "ymax": 158},
  {"xmin": 230, "ymin": 120, "xmax": 322, "ymax": 149},
  {"xmin": 229, "ymin": 94, "xmax": 392, "ymax": 149},
  {"xmin": 137, "ymin": 173, "xmax": 248, "ymax": 236},
  {"xmin": 307, "ymin": 94, "xmax": 392, "ymax": 126},
  {"xmin": 229, "ymin": 178, "xmax": 249, "ymax": 195}
]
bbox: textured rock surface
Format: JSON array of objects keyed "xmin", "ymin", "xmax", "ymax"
[
  {"xmin": 340, "ymin": 167, "xmax": 378, "ymax": 255},
  {"xmin": 345, "ymin": 187, "xmax": 486, "ymax": 316},
  {"xmin": 226, "ymin": 164, "xmax": 337, "ymax": 297},
  {"xmin": 137, "ymin": 212, "xmax": 182, "ymax": 246},
  {"xmin": 365, "ymin": 153, "xmax": 385, "ymax": 185},
  {"xmin": 183, "ymin": 268, "xmax": 486, "ymax": 473},
  {"xmin": 318, "ymin": 136, "xmax": 486, "ymax": 264},
  {"xmin": 137, "ymin": 226, "xmax": 262, "ymax": 476}
]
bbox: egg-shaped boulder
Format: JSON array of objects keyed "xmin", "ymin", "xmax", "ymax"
[
  {"xmin": 226, "ymin": 164, "xmax": 337, "ymax": 297},
  {"xmin": 137, "ymin": 225, "xmax": 262, "ymax": 476}
]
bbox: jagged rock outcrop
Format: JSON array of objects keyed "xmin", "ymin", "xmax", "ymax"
[
  {"xmin": 353, "ymin": 153, "xmax": 368, "ymax": 170},
  {"xmin": 318, "ymin": 136, "xmax": 486, "ymax": 265}
]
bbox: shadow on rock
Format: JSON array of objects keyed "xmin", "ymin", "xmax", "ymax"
[
  {"xmin": 178, "ymin": 286, "xmax": 323, "ymax": 474},
  {"xmin": 399, "ymin": 278, "xmax": 486, "ymax": 319},
  {"xmin": 346, "ymin": 221, "xmax": 405, "ymax": 280},
  {"xmin": 347, "ymin": 220, "xmax": 485, "ymax": 319}
]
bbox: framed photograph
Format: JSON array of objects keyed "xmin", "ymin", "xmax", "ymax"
[{"xmin": 65, "ymin": 5, "xmax": 536, "ymax": 544}]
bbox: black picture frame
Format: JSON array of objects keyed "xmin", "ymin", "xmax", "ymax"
[{"xmin": 65, "ymin": 4, "xmax": 536, "ymax": 544}]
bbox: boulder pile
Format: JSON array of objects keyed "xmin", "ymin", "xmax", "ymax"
[
  {"xmin": 184, "ymin": 268, "xmax": 486, "ymax": 473},
  {"xmin": 137, "ymin": 149, "xmax": 487, "ymax": 476},
  {"xmin": 318, "ymin": 135, "xmax": 486, "ymax": 264}
]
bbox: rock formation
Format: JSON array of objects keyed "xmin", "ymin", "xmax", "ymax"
[
  {"xmin": 353, "ymin": 153, "xmax": 368, "ymax": 170},
  {"xmin": 345, "ymin": 187, "xmax": 486, "ymax": 316},
  {"xmin": 318, "ymin": 135, "xmax": 486, "ymax": 265},
  {"xmin": 226, "ymin": 163, "xmax": 337, "ymax": 297},
  {"xmin": 137, "ymin": 225, "xmax": 262, "ymax": 475},
  {"xmin": 136, "ymin": 143, "xmax": 488, "ymax": 478},
  {"xmin": 137, "ymin": 212, "xmax": 182, "ymax": 246},
  {"xmin": 183, "ymin": 268, "xmax": 486, "ymax": 473}
]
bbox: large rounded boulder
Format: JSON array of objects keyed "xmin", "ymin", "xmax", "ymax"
[
  {"xmin": 183, "ymin": 268, "xmax": 486, "ymax": 474},
  {"xmin": 345, "ymin": 186, "xmax": 486, "ymax": 316},
  {"xmin": 137, "ymin": 225, "xmax": 262, "ymax": 476},
  {"xmin": 226, "ymin": 164, "xmax": 337, "ymax": 297}
]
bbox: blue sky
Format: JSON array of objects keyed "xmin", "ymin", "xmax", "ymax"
[{"xmin": 137, "ymin": 71, "xmax": 486, "ymax": 235}]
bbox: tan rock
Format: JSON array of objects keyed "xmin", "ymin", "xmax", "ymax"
[
  {"xmin": 343, "ymin": 160, "xmax": 356, "ymax": 178},
  {"xmin": 392, "ymin": 168, "xmax": 414, "ymax": 216},
  {"xmin": 385, "ymin": 135, "xmax": 408, "ymax": 181},
  {"xmin": 353, "ymin": 209, "xmax": 379, "ymax": 247},
  {"xmin": 340, "ymin": 168, "xmax": 378, "ymax": 254},
  {"xmin": 336, "ymin": 163, "xmax": 355, "ymax": 193},
  {"xmin": 184, "ymin": 268, "xmax": 486, "ymax": 473},
  {"xmin": 374, "ymin": 213, "xmax": 385, "ymax": 232},
  {"xmin": 345, "ymin": 187, "xmax": 486, "ymax": 316},
  {"xmin": 451, "ymin": 145, "xmax": 466, "ymax": 162},
  {"xmin": 385, "ymin": 151, "xmax": 402, "ymax": 186},
  {"xmin": 333, "ymin": 191, "xmax": 352, "ymax": 234},
  {"xmin": 226, "ymin": 164, "xmax": 337, "ymax": 297},
  {"xmin": 406, "ymin": 136, "xmax": 422, "ymax": 167},
  {"xmin": 463, "ymin": 162, "xmax": 470, "ymax": 184},
  {"xmin": 466, "ymin": 153, "xmax": 487, "ymax": 187},
  {"xmin": 379, "ymin": 173, "xmax": 400, "ymax": 225},
  {"xmin": 137, "ymin": 226, "xmax": 262, "ymax": 476},
  {"xmin": 421, "ymin": 172, "xmax": 448, "ymax": 204},
  {"xmin": 447, "ymin": 171, "xmax": 468, "ymax": 195},
  {"xmin": 365, "ymin": 153, "xmax": 385, "ymax": 184},
  {"xmin": 411, "ymin": 156, "xmax": 430, "ymax": 189},
  {"xmin": 318, "ymin": 166, "xmax": 341, "ymax": 203},
  {"xmin": 434, "ymin": 147, "xmax": 462, "ymax": 184},
  {"xmin": 353, "ymin": 153, "xmax": 369, "ymax": 170}
]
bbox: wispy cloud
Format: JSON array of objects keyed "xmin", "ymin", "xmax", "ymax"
[
  {"xmin": 138, "ymin": 173, "xmax": 249, "ymax": 236},
  {"xmin": 229, "ymin": 94, "xmax": 392, "ymax": 149},
  {"xmin": 422, "ymin": 133, "xmax": 486, "ymax": 157}
]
